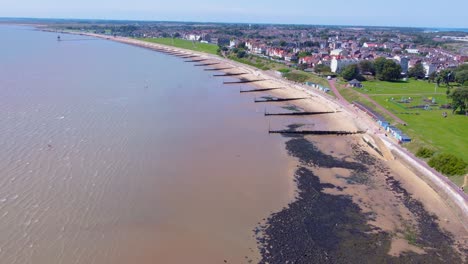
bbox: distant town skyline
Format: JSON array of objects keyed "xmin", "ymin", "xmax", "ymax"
[{"xmin": 2, "ymin": 0, "xmax": 468, "ymax": 28}]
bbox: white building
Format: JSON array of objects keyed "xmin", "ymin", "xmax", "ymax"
[
  {"xmin": 394, "ymin": 56, "xmax": 409, "ymax": 74},
  {"xmin": 331, "ymin": 58, "xmax": 359, "ymax": 73},
  {"xmin": 230, "ymin": 40, "xmax": 238, "ymax": 48},
  {"xmin": 423, "ymin": 62, "xmax": 437, "ymax": 77},
  {"xmin": 330, "ymin": 49, "xmax": 348, "ymax": 57},
  {"xmin": 186, "ymin": 34, "xmax": 201, "ymax": 41},
  {"xmin": 406, "ymin": 49, "xmax": 419, "ymax": 54}
]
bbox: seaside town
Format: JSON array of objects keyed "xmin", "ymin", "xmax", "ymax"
[{"xmin": 59, "ymin": 22, "xmax": 468, "ymax": 75}]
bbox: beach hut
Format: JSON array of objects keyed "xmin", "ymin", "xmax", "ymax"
[
  {"xmin": 348, "ymin": 79, "xmax": 363, "ymax": 88},
  {"xmin": 400, "ymin": 134, "xmax": 412, "ymax": 143},
  {"xmin": 377, "ymin": 119, "xmax": 389, "ymax": 129}
]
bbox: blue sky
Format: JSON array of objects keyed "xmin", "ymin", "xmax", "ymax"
[{"xmin": 1, "ymin": 0, "xmax": 467, "ymax": 28}]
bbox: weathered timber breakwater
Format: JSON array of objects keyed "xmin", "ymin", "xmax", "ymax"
[
  {"xmin": 194, "ymin": 63, "xmax": 219, "ymax": 66},
  {"xmin": 265, "ymin": 111, "xmax": 337, "ymax": 116},
  {"xmin": 240, "ymin": 88, "xmax": 282, "ymax": 93},
  {"xmin": 268, "ymin": 130, "xmax": 365, "ymax": 135},
  {"xmin": 223, "ymin": 79, "xmax": 265, "ymax": 84},
  {"xmin": 213, "ymin": 72, "xmax": 247, "ymax": 77},
  {"xmin": 254, "ymin": 97, "xmax": 307, "ymax": 103},
  {"xmin": 257, "ymin": 135, "xmax": 465, "ymax": 263}
]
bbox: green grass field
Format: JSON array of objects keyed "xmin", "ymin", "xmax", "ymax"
[
  {"xmin": 136, "ymin": 38, "xmax": 219, "ymax": 55},
  {"xmin": 339, "ymin": 79, "xmax": 467, "ymax": 172},
  {"xmin": 357, "ymin": 79, "xmax": 450, "ymax": 96}
]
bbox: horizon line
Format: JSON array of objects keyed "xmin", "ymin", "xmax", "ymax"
[{"xmin": 1, "ymin": 16, "xmax": 468, "ymax": 31}]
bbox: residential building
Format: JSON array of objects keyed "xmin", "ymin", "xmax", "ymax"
[{"xmin": 331, "ymin": 57, "xmax": 359, "ymax": 73}]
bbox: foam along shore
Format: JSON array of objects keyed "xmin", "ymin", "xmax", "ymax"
[{"xmin": 57, "ymin": 31, "xmax": 468, "ymax": 257}]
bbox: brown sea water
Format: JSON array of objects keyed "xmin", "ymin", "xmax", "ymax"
[{"xmin": 0, "ymin": 26, "xmax": 296, "ymax": 263}]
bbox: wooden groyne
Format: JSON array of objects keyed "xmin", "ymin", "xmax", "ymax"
[
  {"xmin": 268, "ymin": 130, "xmax": 365, "ymax": 135},
  {"xmin": 185, "ymin": 59, "xmax": 208, "ymax": 63},
  {"xmin": 265, "ymin": 111, "xmax": 337, "ymax": 116},
  {"xmin": 213, "ymin": 73, "xmax": 247, "ymax": 77},
  {"xmin": 223, "ymin": 79, "xmax": 265, "ymax": 84},
  {"xmin": 180, "ymin": 55, "xmax": 198, "ymax": 59},
  {"xmin": 240, "ymin": 88, "xmax": 282, "ymax": 93},
  {"xmin": 194, "ymin": 63, "xmax": 220, "ymax": 66},
  {"xmin": 204, "ymin": 67, "xmax": 233, "ymax": 71},
  {"xmin": 254, "ymin": 97, "xmax": 306, "ymax": 103}
]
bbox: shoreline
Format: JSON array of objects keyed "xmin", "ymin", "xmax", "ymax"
[
  {"xmin": 42, "ymin": 28, "xmax": 468, "ymax": 259},
  {"xmin": 65, "ymin": 31, "xmax": 467, "ymax": 226}
]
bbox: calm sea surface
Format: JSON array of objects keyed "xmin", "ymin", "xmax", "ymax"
[{"xmin": 0, "ymin": 25, "xmax": 295, "ymax": 263}]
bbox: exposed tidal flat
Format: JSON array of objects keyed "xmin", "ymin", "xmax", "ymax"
[{"xmin": 0, "ymin": 25, "xmax": 466, "ymax": 264}]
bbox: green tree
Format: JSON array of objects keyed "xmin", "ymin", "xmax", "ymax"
[
  {"xmin": 377, "ymin": 60, "xmax": 402, "ymax": 81},
  {"xmin": 358, "ymin": 60, "xmax": 375, "ymax": 75},
  {"xmin": 439, "ymin": 69, "xmax": 455, "ymax": 86},
  {"xmin": 428, "ymin": 71, "xmax": 438, "ymax": 82},
  {"xmin": 359, "ymin": 37, "xmax": 369, "ymax": 46},
  {"xmin": 374, "ymin": 57, "xmax": 387, "ymax": 76},
  {"xmin": 297, "ymin": 51, "xmax": 311, "ymax": 58},
  {"xmin": 314, "ymin": 64, "xmax": 331, "ymax": 73},
  {"xmin": 416, "ymin": 147, "xmax": 435, "ymax": 158},
  {"xmin": 341, "ymin": 64, "xmax": 361, "ymax": 81},
  {"xmin": 455, "ymin": 70, "xmax": 468, "ymax": 85},
  {"xmin": 428, "ymin": 153, "xmax": 467, "ymax": 176},
  {"xmin": 449, "ymin": 87, "xmax": 468, "ymax": 114},
  {"xmin": 237, "ymin": 50, "xmax": 247, "ymax": 58},
  {"xmin": 408, "ymin": 62, "xmax": 426, "ymax": 79}
]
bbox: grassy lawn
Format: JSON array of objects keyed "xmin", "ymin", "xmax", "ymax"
[
  {"xmin": 135, "ymin": 37, "xmax": 219, "ymax": 55},
  {"xmin": 228, "ymin": 54, "xmax": 279, "ymax": 70},
  {"xmin": 283, "ymin": 70, "xmax": 330, "ymax": 87},
  {"xmin": 370, "ymin": 94, "xmax": 467, "ymax": 162},
  {"xmin": 357, "ymin": 79, "xmax": 450, "ymax": 95},
  {"xmin": 337, "ymin": 79, "xmax": 467, "ymax": 173}
]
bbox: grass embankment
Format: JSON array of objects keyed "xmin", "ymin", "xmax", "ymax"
[
  {"xmin": 283, "ymin": 71, "xmax": 331, "ymax": 90},
  {"xmin": 228, "ymin": 54, "xmax": 286, "ymax": 71},
  {"xmin": 136, "ymin": 37, "xmax": 219, "ymax": 55},
  {"xmin": 337, "ymin": 79, "xmax": 467, "ymax": 187},
  {"xmin": 228, "ymin": 55, "xmax": 330, "ymax": 88}
]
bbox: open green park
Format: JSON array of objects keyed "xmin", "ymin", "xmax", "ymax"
[
  {"xmin": 136, "ymin": 37, "xmax": 219, "ymax": 55},
  {"xmin": 338, "ymin": 79, "xmax": 467, "ymax": 187}
]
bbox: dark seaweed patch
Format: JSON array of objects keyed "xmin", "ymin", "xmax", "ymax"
[{"xmin": 257, "ymin": 137, "xmax": 464, "ymax": 263}]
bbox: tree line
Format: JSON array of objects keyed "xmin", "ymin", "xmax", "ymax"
[{"xmin": 340, "ymin": 57, "xmax": 402, "ymax": 82}]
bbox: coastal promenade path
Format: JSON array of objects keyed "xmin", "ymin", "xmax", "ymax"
[{"xmin": 328, "ymin": 79, "xmax": 349, "ymax": 106}]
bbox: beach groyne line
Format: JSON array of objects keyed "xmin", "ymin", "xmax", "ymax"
[
  {"xmin": 180, "ymin": 55, "xmax": 198, "ymax": 58},
  {"xmin": 240, "ymin": 88, "xmax": 282, "ymax": 93},
  {"xmin": 265, "ymin": 111, "xmax": 338, "ymax": 116},
  {"xmin": 194, "ymin": 63, "xmax": 220, "ymax": 66},
  {"xmin": 254, "ymin": 97, "xmax": 307, "ymax": 103},
  {"xmin": 223, "ymin": 80, "xmax": 265, "ymax": 84},
  {"xmin": 185, "ymin": 59, "xmax": 208, "ymax": 63},
  {"xmin": 204, "ymin": 67, "xmax": 234, "ymax": 71},
  {"xmin": 268, "ymin": 130, "xmax": 365, "ymax": 135},
  {"xmin": 213, "ymin": 73, "xmax": 247, "ymax": 77}
]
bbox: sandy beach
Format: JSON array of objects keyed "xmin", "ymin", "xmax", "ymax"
[{"xmin": 47, "ymin": 30, "xmax": 468, "ymax": 262}]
